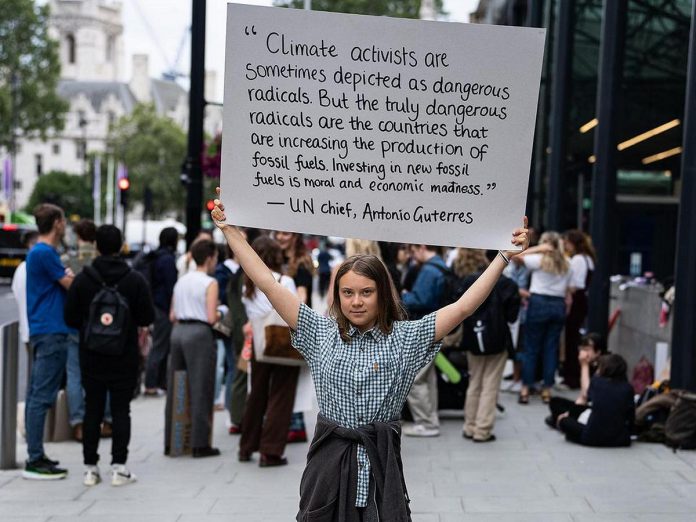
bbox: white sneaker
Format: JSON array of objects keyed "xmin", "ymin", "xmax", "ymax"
[
  {"xmin": 83, "ymin": 466, "xmax": 101, "ymax": 487},
  {"xmin": 402, "ymin": 423, "xmax": 440, "ymax": 437},
  {"xmin": 111, "ymin": 464, "xmax": 137, "ymax": 486}
]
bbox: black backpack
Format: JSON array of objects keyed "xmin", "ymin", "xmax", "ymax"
[
  {"xmin": 133, "ymin": 249, "xmax": 159, "ymax": 289},
  {"xmin": 460, "ymin": 274, "xmax": 519, "ymax": 355},
  {"xmin": 424, "ymin": 261, "xmax": 468, "ymax": 308},
  {"xmin": 83, "ymin": 266, "xmax": 131, "ymax": 356},
  {"xmin": 665, "ymin": 391, "xmax": 696, "ymax": 450}
]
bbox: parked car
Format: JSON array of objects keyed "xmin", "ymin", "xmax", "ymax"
[{"xmin": 0, "ymin": 224, "xmax": 37, "ymax": 279}]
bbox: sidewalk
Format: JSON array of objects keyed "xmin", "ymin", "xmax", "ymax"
[{"xmin": 2, "ymin": 391, "xmax": 696, "ymax": 521}]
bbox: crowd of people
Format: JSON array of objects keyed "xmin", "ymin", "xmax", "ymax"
[{"xmin": 11, "ymin": 196, "xmax": 637, "ymax": 518}]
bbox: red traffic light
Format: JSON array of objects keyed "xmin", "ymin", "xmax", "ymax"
[
  {"xmin": 206, "ymin": 199, "xmax": 216, "ymax": 212},
  {"xmin": 118, "ymin": 178, "xmax": 130, "ymax": 191}
]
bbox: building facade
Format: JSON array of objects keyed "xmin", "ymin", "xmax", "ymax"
[{"xmin": 9, "ymin": 0, "xmax": 221, "ymax": 211}]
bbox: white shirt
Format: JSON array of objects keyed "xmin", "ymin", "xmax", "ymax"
[
  {"xmin": 242, "ymin": 272, "xmax": 297, "ymax": 320},
  {"xmin": 569, "ymin": 254, "xmax": 595, "ymax": 290},
  {"xmin": 173, "ymin": 271, "xmax": 216, "ymax": 322},
  {"xmin": 524, "ymin": 254, "xmax": 572, "ymax": 298},
  {"xmin": 11, "ymin": 261, "xmax": 29, "ymax": 343},
  {"xmin": 224, "ymin": 258, "xmax": 240, "ymax": 274}
]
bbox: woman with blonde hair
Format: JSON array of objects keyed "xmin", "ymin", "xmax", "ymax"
[{"xmin": 514, "ymin": 231, "xmax": 572, "ymax": 404}]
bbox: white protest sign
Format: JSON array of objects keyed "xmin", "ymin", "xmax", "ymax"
[{"xmin": 221, "ymin": 4, "xmax": 545, "ymax": 249}]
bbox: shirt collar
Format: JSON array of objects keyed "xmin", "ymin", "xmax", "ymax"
[{"xmin": 347, "ymin": 323, "xmax": 384, "ymax": 341}]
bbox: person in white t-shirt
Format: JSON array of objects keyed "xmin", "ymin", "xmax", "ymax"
[
  {"xmin": 11, "ymin": 230, "xmax": 39, "ymax": 388},
  {"xmin": 165, "ymin": 238, "xmax": 220, "ymax": 458},
  {"xmin": 514, "ymin": 231, "xmax": 572, "ymax": 404},
  {"xmin": 561, "ymin": 229, "xmax": 596, "ymax": 389}
]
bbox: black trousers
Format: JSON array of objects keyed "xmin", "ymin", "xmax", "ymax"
[
  {"xmin": 548, "ymin": 397, "xmax": 589, "ymax": 425},
  {"xmin": 82, "ymin": 372, "xmax": 137, "ymax": 465},
  {"xmin": 559, "ymin": 416, "xmax": 584, "ymax": 444},
  {"xmin": 145, "ymin": 307, "xmax": 173, "ymax": 389}
]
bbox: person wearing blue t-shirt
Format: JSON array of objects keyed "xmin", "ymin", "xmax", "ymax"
[
  {"xmin": 401, "ymin": 245, "xmax": 447, "ymax": 438},
  {"xmin": 23, "ymin": 204, "xmax": 81, "ymax": 480}
]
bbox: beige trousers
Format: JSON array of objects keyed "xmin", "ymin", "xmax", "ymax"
[
  {"xmin": 464, "ymin": 351, "xmax": 507, "ymax": 440},
  {"xmin": 406, "ymin": 361, "xmax": 439, "ymax": 429}
]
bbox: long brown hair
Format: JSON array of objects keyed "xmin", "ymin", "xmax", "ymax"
[
  {"xmin": 563, "ymin": 229, "xmax": 597, "ymax": 262},
  {"xmin": 282, "ymin": 232, "xmax": 314, "ymax": 278},
  {"xmin": 244, "ymin": 236, "xmax": 284, "ymax": 299},
  {"xmin": 330, "ymin": 255, "xmax": 406, "ymax": 343}
]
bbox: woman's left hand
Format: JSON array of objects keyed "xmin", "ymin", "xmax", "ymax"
[{"xmin": 505, "ymin": 217, "xmax": 529, "ymax": 258}]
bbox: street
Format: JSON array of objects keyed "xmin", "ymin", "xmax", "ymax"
[{"xmin": 2, "ymin": 390, "xmax": 696, "ymax": 521}]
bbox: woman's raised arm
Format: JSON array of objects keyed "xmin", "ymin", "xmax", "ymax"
[
  {"xmin": 211, "ymin": 188, "xmax": 301, "ymax": 329},
  {"xmin": 433, "ymin": 218, "xmax": 529, "ymax": 341}
]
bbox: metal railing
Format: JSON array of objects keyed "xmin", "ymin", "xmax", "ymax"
[{"xmin": 0, "ymin": 321, "xmax": 18, "ymax": 470}]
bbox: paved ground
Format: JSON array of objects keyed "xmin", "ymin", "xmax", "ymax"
[{"xmin": 2, "ymin": 389, "xmax": 696, "ymax": 522}]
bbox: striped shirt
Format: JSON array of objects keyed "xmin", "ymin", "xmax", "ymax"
[{"xmin": 291, "ymin": 303, "xmax": 442, "ymax": 507}]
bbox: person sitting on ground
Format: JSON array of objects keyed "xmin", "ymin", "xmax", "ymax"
[
  {"xmin": 546, "ymin": 333, "xmax": 607, "ymax": 429},
  {"xmin": 556, "ymin": 353, "xmax": 634, "ymax": 447},
  {"xmin": 65, "ymin": 225, "xmax": 155, "ymax": 487},
  {"xmin": 211, "ymin": 188, "xmax": 528, "ymax": 519}
]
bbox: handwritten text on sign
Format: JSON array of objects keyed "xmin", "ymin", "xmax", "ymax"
[{"xmin": 221, "ymin": 5, "xmax": 545, "ymax": 249}]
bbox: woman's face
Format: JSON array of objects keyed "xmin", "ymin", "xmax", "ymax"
[
  {"xmin": 338, "ymin": 270, "xmax": 379, "ymax": 332},
  {"xmin": 397, "ymin": 245, "xmax": 409, "ymax": 264},
  {"xmin": 274, "ymin": 231, "xmax": 294, "ymax": 253},
  {"xmin": 563, "ymin": 239, "xmax": 575, "ymax": 255}
]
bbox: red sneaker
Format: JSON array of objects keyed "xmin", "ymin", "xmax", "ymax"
[
  {"xmin": 287, "ymin": 429, "xmax": 307, "ymax": 443},
  {"xmin": 228, "ymin": 425, "xmax": 241, "ymax": 435}
]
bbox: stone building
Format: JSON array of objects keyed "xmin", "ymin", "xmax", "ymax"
[{"xmin": 10, "ymin": 0, "xmax": 221, "ymax": 210}]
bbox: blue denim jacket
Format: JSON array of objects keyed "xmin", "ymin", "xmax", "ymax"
[{"xmin": 402, "ymin": 255, "xmax": 446, "ymax": 319}]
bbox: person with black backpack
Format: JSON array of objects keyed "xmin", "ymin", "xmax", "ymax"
[
  {"xmin": 65, "ymin": 225, "xmax": 155, "ymax": 487},
  {"xmin": 460, "ymin": 250, "xmax": 520, "ymax": 442}
]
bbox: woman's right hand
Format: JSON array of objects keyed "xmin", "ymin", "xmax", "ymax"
[{"xmin": 211, "ymin": 187, "xmax": 228, "ymax": 231}]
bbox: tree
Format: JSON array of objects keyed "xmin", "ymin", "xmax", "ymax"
[
  {"xmin": 0, "ymin": 0, "xmax": 68, "ymax": 150},
  {"xmin": 273, "ymin": 0, "xmax": 446, "ymax": 18},
  {"xmin": 26, "ymin": 170, "xmax": 93, "ymax": 219},
  {"xmin": 109, "ymin": 104, "xmax": 187, "ymax": 217}
]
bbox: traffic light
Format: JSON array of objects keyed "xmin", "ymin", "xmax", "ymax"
[{"xmin": 118, "ymin": 176, "xmax": 130, "ymax": 208}]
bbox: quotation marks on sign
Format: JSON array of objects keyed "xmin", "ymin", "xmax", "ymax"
[
  {"xmin": 486, "ymin": 183, "xmax": 497, "ymax": 191},
  {"xmin": 244, "ymin": 26, "xmax": 257, "ymax": 36}
]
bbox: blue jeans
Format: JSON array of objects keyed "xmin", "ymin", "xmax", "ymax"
[
  {"xmin": 25, "ymin": 333, "xmax": 80, "ymax": 461},
  {"xmin": 523, "ymin": 294, "xmax": 566, "ymax": 388},
  {"xmin": 66, "ymin": 336, "xmax": 85, "ymax": 426},
  {"xmin": 214, "ymin": 338, "xmax": 236, "ymax": 411}
]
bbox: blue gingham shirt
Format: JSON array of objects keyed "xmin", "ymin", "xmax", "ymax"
[{"xmin": 291, "ymin": 303, "xmax": 442, "ymax": 507}]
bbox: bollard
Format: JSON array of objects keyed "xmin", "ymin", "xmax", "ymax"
[{"xmin": 0, "ymin": 321, "xmax": 19, "ymax": 470}]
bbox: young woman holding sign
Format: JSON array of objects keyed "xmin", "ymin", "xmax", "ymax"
[{"xmin": 211, "ymin": 188, "xmax": 528, "ymax": 521}]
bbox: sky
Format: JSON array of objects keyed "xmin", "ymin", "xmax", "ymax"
[{"xmin": 117, "ymin": 0, "xmax": 480, "ymax": 103}]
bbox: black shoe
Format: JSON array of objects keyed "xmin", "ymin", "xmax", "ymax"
[
  {"xmin": 41, "ymin": 455, "xmax": 60, "ymax": 466},
  {"xmin": 259, "ymin": 454, "xmax": 288, "ymax": 467},
  {"xmin": 192, "ymin": 446, "xmax": 221, "ymax": 458},
  {"xmin": 164, "ymin": 446, "xmax": 170, "ymax": 456},
  {"xmin": 473, "ymin": 435, "xmax": 496, "ymax": 443},
  {"xmin": 22, "ymin": 458, "xmax": 68, "ymax": 480},
  {"xmin": 545, "ymin": 416, "xmax": 557, "ymax": 430},
  {"xmin": 462, "ymin": 432, "xmax": 473, "ymax": 440}
]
